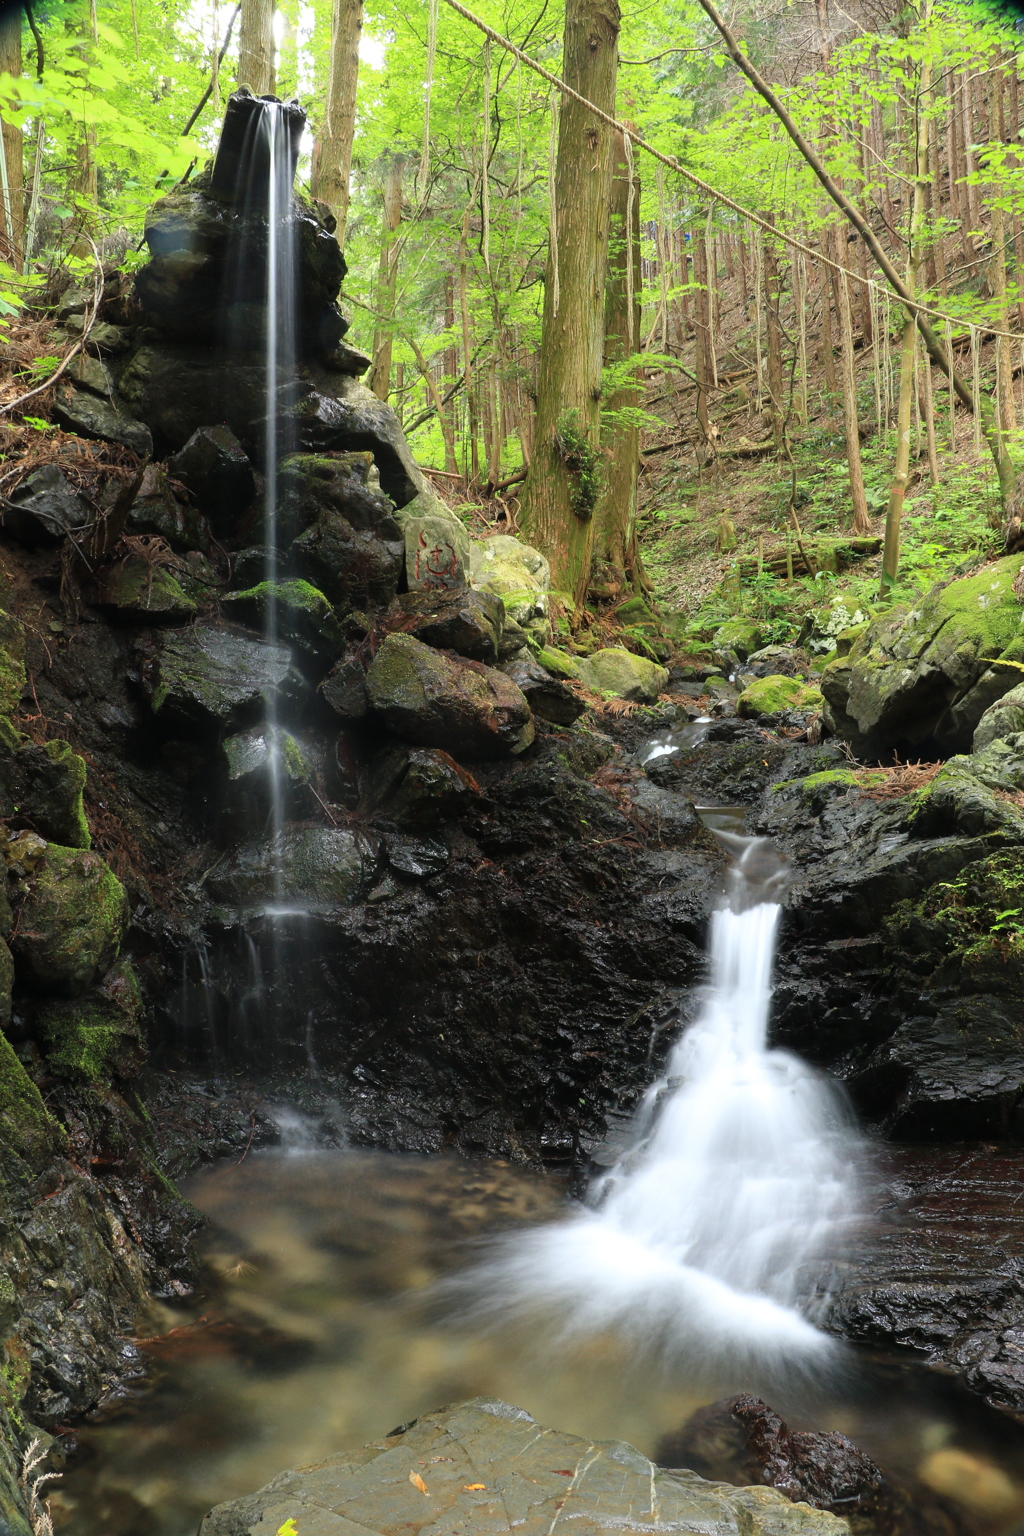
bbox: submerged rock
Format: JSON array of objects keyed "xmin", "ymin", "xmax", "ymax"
[
  {"xmin": 12, "ymin": 844, "xmax": 127, "ymax": 996},
  {"xmin": 366, "ymin": 633, "xmax": 535, "ymax": 760},
  {"xmin": 821, "ymin": 554, "xmax": 1024, "ymax": 754},
  {"xmin": 198, "ymin": 1399, "xmax": 846, "ymax": 1536}
]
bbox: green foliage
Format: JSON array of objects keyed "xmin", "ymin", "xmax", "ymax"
[{"xmin": 553, "ymin": 409, "xmax": 604, "ymax": 523}]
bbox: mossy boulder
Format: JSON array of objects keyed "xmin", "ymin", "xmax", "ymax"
[
  {"xmin": 143, "ymin": 626, "xmax": 306, "ymax": 729},
  {"xmin": 0, "ymin": 723, "xmax": 90, "ymax": 848},
  {"xmin": 13, "ymin": 845, "xmax": 128, "ymax": 996},
  {"xmin": 366, "ymin": 633, "xmax": 535, "ymax": 760},
  {"xmin": 97, "ymin": 557, "xmax": 198, "ymax": 620},
  {"xmin": 905, "ymin": 735, "xmax": 1024, "ymax": 841},
  {"xmin": 821, "ymin": 554, "xmax": 1024, "ymax": 753},
  {"xmin": 738, "ymin": 675, "xmax": 823, "ymax": 719},
  {"xmin": 217, "ymin": 725, "xmax": 312, "ymax": 838},
  {"xmin": 396, "ymin": 490, "xmax": 471, "ymax": 592},
  {"xmin": 535, "ymin": 647, "xmax": 580, "ymax": 681},
  {"xmin": 974, "ymin": 682, "xmax": 1024, "ymax": 752},
  {"xmin": 284, "ymin": 456, "xmax": 404, "ymax": 614},
  {"xmin": 38, "ymin": 959, "xmax": 144, "ymax": 1082},
  {"xmin": 222, "ymin": 579, "xmax": 345, "ymax": 661},
  {"xmin": 127, "ymin": 462, "xmax": 212, "ymax": 552},
  {"xmin": 469, "ymin": 534, "xmax": 549, "ymax": 624},
  {"xmin": 0, "ymin": 1029, "xmax": 64, "ymax": 1169},
  {"xmin": 278, "ymin": 452, "xmax": 395, "ymax": 543},
  {"xmin": 576, "ymin": 648, "xmax": 668, "ymax": 704},
  {"xmin": 0, "ymin": 612, "xmax": 26, "ymax": 715},
  {"xmin": 713, "ymin": 619, "xmax": 764, "ymax": 659}
]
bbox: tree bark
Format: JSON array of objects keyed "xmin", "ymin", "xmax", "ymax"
[
  {"xmin": 0, "ymin": 5, "xmax": 24, "ymax": 266},
  {"xmin": 762, "ymin": 220, "xmax": 784, "ymax": 447},
  {"xmin": 518, "ymin": 0, "xmax": 620, "ymax": 609},
  {"xmin": 67, "ymin": 0, "xmax": 98, "ymax": 257},
  {"xmin": 238, "ymin": 0, "xmax": 275, "ymax": 96},
  {"xmin": 834, "ymin": 233, "xmax": 871, "ymax": 535},
  {"xmin": 310, "ymin": 0, "xmax": 362, "ymax": 240},
  {"xmin": 594, "ymin": 129, "xmax": 642, "ymax": 591},
  {"xmin": 368, "ymin": 154, "xmax": 404, "ymax": 402},
  {"xmin": 692, "ymin": 227, "xmax": 711, "ymax": 438}
]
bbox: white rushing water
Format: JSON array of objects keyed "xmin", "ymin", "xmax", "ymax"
[{"xmin": 452, "ymin": 836, "xmax": 865, "ymax": 1377}]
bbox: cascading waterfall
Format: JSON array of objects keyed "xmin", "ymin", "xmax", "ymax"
[{"xmin": 450, "ymin": 836, "xmax": 866, "ymax": 1379}]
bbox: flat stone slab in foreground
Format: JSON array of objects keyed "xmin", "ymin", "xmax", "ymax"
[{"xmin": 198, "ymin": 1398, "xmax": 846, "ymax": 1536}]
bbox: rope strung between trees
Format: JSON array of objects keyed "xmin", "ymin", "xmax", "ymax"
[{"xmin": 436, "ymin": 0, "xmax": 1019, "ymax": 346}]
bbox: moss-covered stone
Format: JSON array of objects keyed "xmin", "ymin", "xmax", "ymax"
[
  {"xmin": 469, "ymin": 535, "xmax": 549, "ymax": 624},
  {"xmin": 737, "ymin": 674, "xmax": 823, "ymax": 719},
  {"xmin": 0, "ymin": 732, "xmax": 90, "ymax": 849},
  {"xmin": 0, "ymin": 612, "xmax": 26, "ymax": 717},
  {"xmin": 222, "ymin": 579, "xmax": 344, "ymax": 660},
  {"xmin": 13, "ymin": 845, "xmax": 128, "ymax": 996},
  {"xmin": 145, "ymin": 626, "xmax": 304, "ymax": 729},
  {"xmin": 534, "ymin": 647, "xmax": 581, "ymax": 681},
  {"xmin": 97, "ymin": 557, "xmax": 198, "ymax": 619},
  {"xmin": 905, "ymin": 735, "xmax": 1024, "ymax": 840},
  {"xmin": 713, "ymin": 619, "xmax": 764, "ymax": 659},
  {"xmin": 887, "ymin": 849, "xmax": 1024, "ymax": 998},
  {"xmin": 366, "ymin": 633, "xmax": 535, "ymax": 759},
  {"xmin": 822, "ymin": 553, "xmax": 1024, "ymax": 753},
  {"xmin": 974, "ymin": 682, "xmax": 1024, "ymax": 752},
  {"xmin": 576, "ymin": 648, "xmax": 668, "ymax": 703},
  {"xmin": 38, "ymin": 958, "xmax": 144, "ymax": 1082},
  {"xmin": 0, "ymin": 1028, "xmax": 64, "ymax": 1168}
]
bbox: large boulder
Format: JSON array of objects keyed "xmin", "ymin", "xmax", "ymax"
[
  {"xmin": 97, "ymin": 557, "xmax": 198, "ymax": 621},
  {"xmin": 390, "ymin": 587, "xmax": 505, "ymax": 662},
  {"xmin": 577, "ymin": 647, "xmax": 668, "ymax": 704},
  {"xmin": 288, "ymin": 500, "xmax": 403, "ymax": 615},
  {"xmin": 362, "ymin": 744, "xmax": 479, "ymax": 829},
  {"xmin": 217, "ymin": 724, "xmax": 312, "ymax": 838},
  {"xmin": 133, "ymin": 156, "xmax": 346, "ymax": 356},
  {"xmin": 738, "ymin": 675, "xmax": 823, "ymax": 720},
  {"xmin": 37, "ymin": 958, "xmax": 145, "ymax": 1082},
  {"xmin": 12, "ymin": 845, "xmax": 127, "ymax": 995},
  {"xmin": 365, "ymin": 633, "xmax": 535, "ymax": 759},
  {"xmin": 821, "ymin": 555, "xmax": 1024, "ymax": 754},
  {"xmin": 470, "ymin": 534, "xmax": 549, "ymax": 625},
  {"xmin": 502, "ymin": 653, "xmax": 586, "ymax": 725},
  {"xmin": 278, "ymin": 452, "xmax": 395, "ymax": 544},
  {"xmin": 139, "ymin": 626, "xmax": 306, "ymax": 729},
  {"xmin": 198, "ymin": 1400, "xmax": 845, "ymax": 1536},
  {"xmin": 126, "ymin": 462, "xmax": 212, "ymax": 552}
]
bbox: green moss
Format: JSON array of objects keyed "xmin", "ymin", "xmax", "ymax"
[
  {"xmin": 887, "ymin": 849, "xmax": 1024, "ymax": 992},
  {"xmin": 101, "ymin": 561, "xmax": 197, "ymax": 617},
  {"xmin": 281, "ymin": 733, "xmax": 309, "ymax": 782},
  {"xmin": 737, "ymin": 674, "xmax": 823, "ymax": 718},
  {"xmin": 535, "ymin": 647, "xmax": 581, "ymax": 680},
  {"xmin": 229, "ymin": 579, "xmax": 332, "ymax": 615},
  {"xmin": 0, "ymin": 1030, "xmax": 63, "ymax": 1167},
  {"xmin": 553, "ymin": 409, "xmax": 603, "ymax": 521},
  {"xmin": 40, "ymin": 959, "xmax": 143, "ymax": 1082},
  {"xmin": 42, "ymin": 738, "xmax": 90, "ymax": 849},
  {"xmin": 0, "ymin": 612, "xmax": 26, "ymax": 717},
  {"xmin": 14, "ymin": 846, "xmax": 127, "ymax": 995}
]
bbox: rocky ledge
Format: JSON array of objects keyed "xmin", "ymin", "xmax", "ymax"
[{"xmin": 198, "ymin": 1399, "xmax": 845, "ymax": 1536}]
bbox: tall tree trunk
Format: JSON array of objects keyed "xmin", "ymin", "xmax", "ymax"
[
  {"xmin": 762, "ymin": 221, "xmax": 784, "ymax": 447},
  {"xmin": 819, "ymin": 241, "xmax": 837, "ymax": 396},
  {"xmin": 594, "ymin": 129, "xmax": 642, "ymax": 591},
  {"xmin": 238, "ymin": 0, "xmax": 275, "ymax": 95},
  {"xmin": 834, "ymin": 234, "xmax": 871, "ymax": 535},
  {"xmin": 0, "ymin": 5, "xmax": 23, "ymax": 266},
  {"xmin": 518, "ymin": 0, "xmax": 620, "ymax": 610},
  {"xmin": 692, "ymin": 227, "xmax": 711, "ymax": 439},
  {"xmin": 68, "ymin": 0, "xmax": 97, "ymax": 257},
  {"xmin": 310, "ymin": 0, "xmax": 362, "ymax": 240},
  {"xmin": 369, "ymin": 154, "xmax": 404, "ymax": 402}
]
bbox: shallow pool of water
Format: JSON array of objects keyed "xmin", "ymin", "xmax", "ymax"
[{"xmin": 54, "ymin": 1150, "xmax": 1024, "ymax": 1535}]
